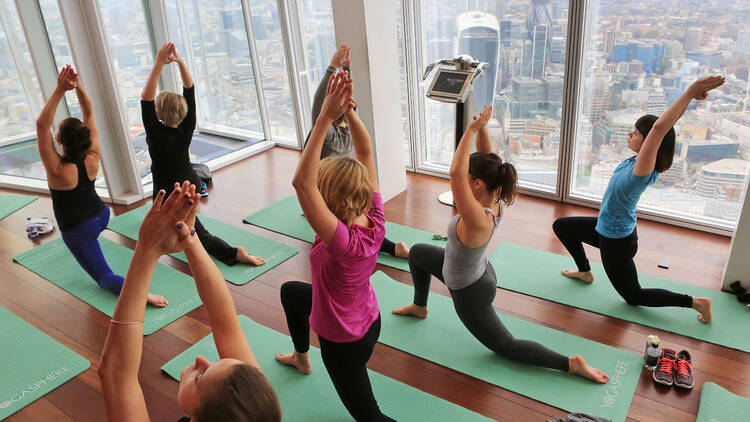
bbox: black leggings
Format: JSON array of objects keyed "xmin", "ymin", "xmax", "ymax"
[
  {"xmin": 280, "ymin": 282, "xmax": 395, "ymax": 422},
  {"xmin": 552, "ymin": 216, "xmax": 692, "ymax": 308},
  {"xmin": 408, "ymin": 244, "xmax": 570, "ymax": 372}
]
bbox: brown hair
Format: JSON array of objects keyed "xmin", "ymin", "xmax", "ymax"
[
  {"xmin": 317, "ymin": 156, "xmax": 373, "ymax": 224},
  {"xmin": 193, "ymin": 364, "xmax": 281, "ymax": 422},
  {"xmin": 155, "ymin": 91, "xmax": 188, "ymax": 127},
  {"xmin": 468, "ymin": 152, "xmax": 518, "ymax": 206},
  {"xmin": 635, "ymin": 114, "xmax": 675, "ymax": 173},
  {"xmin": 58, "ymin": 117, "xmax": 91, "ymax": 162}
]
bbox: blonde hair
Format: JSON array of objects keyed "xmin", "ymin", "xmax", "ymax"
[
  {"xmin": 317, "ymin": 156, "xmax": 373, "ymax": 225},
  {"xmin": 155, "ymin": 91, "xmax": 188, "ymax": 127}
]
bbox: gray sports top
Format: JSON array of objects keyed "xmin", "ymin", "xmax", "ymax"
[{"xmin": 442, "ymin": 206, "xmax": 503, "ymax": 290}]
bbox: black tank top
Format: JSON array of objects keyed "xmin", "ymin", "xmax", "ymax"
[{"xmin": 50, "ymin": 158, "xmax": 105, "ymax": 231}]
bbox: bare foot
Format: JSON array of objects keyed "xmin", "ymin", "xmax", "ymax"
[
  {"xmin": 275, "ymin": 351, "xmax": 311, "ymax": 374},
  {"xmin": 693, "ymin": 297, "xmax": 712, "ymax": 323},
  {"xmin": 147, "ymin": 293, "xmax": 168, "ymax": 308},
  {"xmin": 237, "ymin": 247, "xmax": 266, "ymax": 266},
  {"xmin": 561, "ymin": 269, "xmax": 594, "ymax": 283},
  {"xmin": 394, "ymin": 241, "xmax": 410, "ymax": 259},
  {"xmin": 392, "ymin": 304, "xmax": 428, "ymax": 318},
  {"xmin": 569, "ymin": 355, "xmax": 609, "ymax": 383}
]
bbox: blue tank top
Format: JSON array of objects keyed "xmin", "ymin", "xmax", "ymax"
[{"xmin": 595, "ymin": 156, "xmax": 658, "ymax": 239}]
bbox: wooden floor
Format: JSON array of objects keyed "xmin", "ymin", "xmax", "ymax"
[{"xmin": 3, "ymin": 147, "xmax": 748, "ymax": 422}]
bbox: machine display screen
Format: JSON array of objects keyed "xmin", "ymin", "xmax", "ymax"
[{"xmin": 432, "ymin": 71, "xmax": 470, "ymax": 95}]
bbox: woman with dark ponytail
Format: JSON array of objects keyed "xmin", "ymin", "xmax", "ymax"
[
  {"xmin": 36, "ymin": 65, "xmax": 167, "ymax": 307},
  {"xmin": 553, "ymin": 76, "xmax": 724, "ymax": 324},
  {"xmin": 393, "ymin": 106, "xmax": 609, "ymax": 383}
]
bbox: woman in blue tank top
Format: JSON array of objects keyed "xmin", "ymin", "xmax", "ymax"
[
  {"xmin": 36, "ymin": 65, "xmax": 167, "ymax": 307},
  {"xmin": 553, "ymin": 76, "xmax": 725, "ymax": 323}
]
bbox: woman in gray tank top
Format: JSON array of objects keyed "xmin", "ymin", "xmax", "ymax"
[{"xmin": 393, "ymin": 106, "xmax": 609, "ymax": 383}]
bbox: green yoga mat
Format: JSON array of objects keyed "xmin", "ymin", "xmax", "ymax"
[
  {"xmin": 13, "ymin": 238, "xmax": 201, "ymax": 335},
  {"xmin": 162, "ymin": 315, "xmax": 492, "ymax": 421},
  {"xmin": 696, "ymin": 382, "xmax": 750, "ymax": 422},
  {"xmin": 243, "ymin": 195, "xmax": 447, "ymax": 271},
  {"xmin": 0, "ymin": 305, "xmax": 90, "ymax": 419},
  {"xmin": 0, "ymin": 194, "xmax": 37, "ymax": 221},
  {"xmin": 371, "ymin": 271, "xmax": 642, "ymax": 422},
  {"xmin": 107, "ymin": 205, "xmax": 298, "ymax": 285},
  {"xmin": 489, "ymin": 243, "xmax": 750, "ymax": 353}
]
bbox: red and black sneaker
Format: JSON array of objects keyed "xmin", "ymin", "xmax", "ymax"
[
  {"xmin": 653, "ymin": 348, "xmax": 677, "ymax": 386},
  {"xmin": 674, "ymin": 350, "xmax": 695, "ymax": 389}
]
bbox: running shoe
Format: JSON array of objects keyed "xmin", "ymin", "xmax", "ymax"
[
  {"xmin": 199, "ymin": 181, "xmax": 208, "ymax": 197},
  {"xmin": 26, "ymin": 217, "xmax": 54, "ymax": 238},
  {"xmin": 674, "ymin": 350, "xmax": 695, "ymax": 389},
  {"xmin": 653, "ymin": 348, "xmax": 677, "ymax": 386}
]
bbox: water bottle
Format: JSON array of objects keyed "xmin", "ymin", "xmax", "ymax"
[{"xmin": 644, "ymin": 335, "xmax": 661, "ymax": 370}]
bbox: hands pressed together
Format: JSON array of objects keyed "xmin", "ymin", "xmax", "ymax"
[
  {"xmin": 156, "ymin": 42, "xmax": 183, "ymax": 67},
  {"xmin": 330, "ymin": 44, "xmax": 351, "ymax": 69},
  {"xmin": 57, "ymin": 64, "xmax": 79, "ymax": 92},
  {"xmin": 687, "ymin": 75, "xmax": 725, "ymax": 100},
  {"xmin": 317, "ymin": 71, "xmax": 355, "ymax": 125},
  {"xmin": 467, "ymin": 105, "xmax": 493, "ymax": 132},
  {"xmin": 138, "ymin": 181, "xmax": 201, "ymax": 258}
]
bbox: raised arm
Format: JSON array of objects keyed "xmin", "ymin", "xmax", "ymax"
[
  {"xmin": 99, "ymin": 184, "xmax": 196, "ymax": 422},
  {"xmin": 141, "ymin": 43, "xmax": 173, "ymax": 101},
  {"xmin": 312, "ymin": 44, "xmax": 350, "ymax": 123},
  {"xmin": 73, "ymin": 77, "xmax": 100, "ymax": 157},
  {"xmin": 634, "ymin": 75, "xmax": 724, "ymax": 176},
  {"xmin": 184, "ymin": 230, "xmax": 258, "ymax": 367},
  {"xmin": 172, "ymin": 46, "xmax": 193, "ymax": 89},
  {"xmin": 292, "ymin": 72, "xmax": 353, "ymax": 245},
  {"xmin": 475, "ymin": 106, "xmax": 493, "ymax": 153},
  {"xmin": 36, "ymin": 65, "xmax": 74, "ymax": 178},
  {"xmin": 345, "ymin": 106, "xmax": 378, "ymax": 193},
  {"xmin": 449, "ymin": 106, "xmax": 494, "ymax": 230}
]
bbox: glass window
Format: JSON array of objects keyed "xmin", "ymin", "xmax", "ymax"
[
  {"xmin": 164, "ymin": 0, "xmax": 267, "ymax": 163},
  {"xmin": 396, "ymin": 0, "xmax": 412, "ymax": 167},
  {"xmin": 248, "ymin": 0, "xmax": 298, "ymax": 144},
  {"xmin": 573, "ymin": 0, "xmax": 750, "ymax": 227},
  {"xmin": 98, "ymin": 0, "xmax": 154, "ymax": 184},
  {"xmin": 419, "ymin": 0, "xmax": 568, "ymax": 192},
  {"xmin": 38, "ymin": 0, "xmax": 110, "ymax": 191},
  {"xmin": 298, "ymin": 0, "xmax": 336, "ymax": 131},
  {"xmin": 0, "ymin": 0, "xmax": 44, "ymax": 180}
]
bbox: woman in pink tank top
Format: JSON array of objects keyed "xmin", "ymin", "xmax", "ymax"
[{"xmin": 273, "ymin": 71, "xmax": 394, "ymax": 421}]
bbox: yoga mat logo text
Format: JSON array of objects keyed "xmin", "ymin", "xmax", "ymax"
[
  {"xmin": 0, "ymin": 365, "xmax": 73, "ymax": 409},
  {"xmin": 601, "ymin": 360, "xmax": 630, "ymax": 408}
]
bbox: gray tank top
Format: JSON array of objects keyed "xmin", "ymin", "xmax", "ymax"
[{"xmin": 442, "ymin": 206, "xmax": 503, "ymax": 290}]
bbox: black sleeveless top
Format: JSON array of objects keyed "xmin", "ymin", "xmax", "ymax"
[{"xmin": 49, "ymin": 158, "xmax": 105, "ymax": 231}]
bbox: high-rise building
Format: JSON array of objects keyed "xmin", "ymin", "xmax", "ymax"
[
  {"xmin": 685, "ymin": 27, "xmax": 703, "ymax": 52},
  {"xmin": 737, "ymin": 31, "xmax": 750, "ymax": 54},
  {"xmin": 530, "ymin": 24, "xmax": 550, "ymax": 78},
  {"xmin": 457, "ymin": 11, "xmax": 499, "ymax": 109},
  {"xmin": 603, "ymin": 30, "xmax": 616, "ymax": 55}
]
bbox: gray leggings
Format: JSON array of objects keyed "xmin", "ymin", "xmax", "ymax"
[{"xmin": 409, "ymin": 243, "xmax": 570, "ymax": 372}]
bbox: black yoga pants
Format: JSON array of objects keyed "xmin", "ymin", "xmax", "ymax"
[
  {"xmin": 280, "ymin": 281, "xmax": 396, "ymax": 422},
  {"xmin": 552, "ymin": 216, "xmax": 692, "ymax": 308}
]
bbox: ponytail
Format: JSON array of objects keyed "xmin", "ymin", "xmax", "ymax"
[
  {"xmin": 468, "ymin": 152, "xmax": 518, "ymax": 206},
  {"xmin": 58, "ymin": 117, "xmax": 92, "ymax": 162}
]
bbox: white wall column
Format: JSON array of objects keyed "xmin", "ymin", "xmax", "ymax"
[
  {"xmin": 57, "ymin": 0, "xmax": 143, "ymax": 203},
  {"xmin": 331, "ymin": 0, "xmax": 406, "ymax": 202},
  {"xmin": 723, "ymin": 179, "xmax": 750, "ymax": 290}
]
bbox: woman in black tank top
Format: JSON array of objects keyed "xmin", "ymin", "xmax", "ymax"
[
  {"xmin": 98, "ymin": 184, "xmax": 280, "ymax": 422},
  {"xmin": 36, "ymin": 65, "xmax": 167, "ymax": 307},
  {"xmin": 140, "ymin": 43, "xmax": 266, "ymax": 268}
]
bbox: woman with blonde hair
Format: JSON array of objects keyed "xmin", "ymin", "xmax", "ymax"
[
  {"xmin": 274, "ymin": 72, "xmax": 395, "ymax": 421},
  {"xmin": 141, "ymin": 43, "xmax": 265, "ymax": 267},
  {"xmin": 37, "ymin": 65, "xmax": 166, "ymax": 306},
  {"xmin": 98, "ymin": 182, "xmax": 280, "ymax": 422}
]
